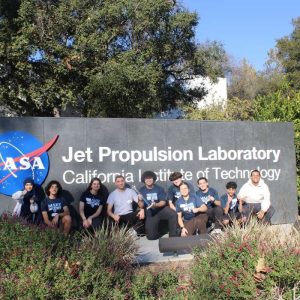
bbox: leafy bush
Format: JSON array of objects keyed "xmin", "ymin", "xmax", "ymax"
[
  {"xmin": 191, "ymin": 219, "xmax": 300, "ymax": 300},
  {"xmin": 130, "ymin": 268, "xmax": 189, "ymax": 300},
  {"xmin": 0, "ymin": 215, "xmax": 137, "ymax": 299}
]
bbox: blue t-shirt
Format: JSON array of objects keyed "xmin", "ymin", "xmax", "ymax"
[
  {"xmin": 176, "ymin": 194, "xmax": 205, "ymax": 221},
  {"xmin": 80, "ymin": 191, "xmax": 104, "ymax": 218},
  {"xmin": 41, "ymin": 197, "xmax": 66, "ymax": 220},
  {"xmin": 196, "ymin": 187, "xmax": 219, "ymax": 209},
  {"xmin": 167, "ymin": 182, "xmax": 195, "ymax": 204},
  {"xmin": 139, "ymin": 184, "xmax": 166, "ymax": 215},
  {"xmin": 220, "ymin": 193, "xmax": 239, "ymax": 212}
]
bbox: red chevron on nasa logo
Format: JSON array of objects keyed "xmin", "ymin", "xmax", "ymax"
[{"xmin": 0, "ymin": 131, "xmax": 59, "ymax": 196}]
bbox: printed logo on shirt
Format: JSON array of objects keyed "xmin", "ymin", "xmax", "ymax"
[
  {"xmin": 146, "ymin": 193, "xmax": 158, "ymax": 203},
  {"xmin": 48, "ymin": 202, "xmax": 62, "ymax": 216},
  {"xmin": 86, "ymin": 197, "xmax": 100, "ymax": 208},
  {"xmin": 199, "ymin": 196, "xmax": 209, "ymax": 205},
  {"xmin": 175, "ymin": 191, "xmax": 181, "ymax": 200},
  {"xmin": 180, "ymin": 202, "xmax": 195, "ymax": 212},
  {"xmin": 230, "ymin": 198, "xmax": 238, "ymax": 210}
]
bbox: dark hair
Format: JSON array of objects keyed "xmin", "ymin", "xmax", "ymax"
[
  {"xmin": 141, "ymin": 171, "xmax": 157, "ymax": 183},
  {"xmin": 250, "ymin": 169, "xmax": 260, "ymax": 177},
  {"xmin": 86, "ymin": 178, "xmax": 102, "ymax": 195},
  {"xmin": 226, "ymin": 181, "xmax": 237, "ymax": 189},
  {"xmin": 197, "ymin": 177, "xmax": 208, "ymax": 184},
  {"xmin": 179, "ymin": 181, "xmax": 189, "ymax": 190},
  {"xmin": 115, "ymin": 175, "xmax": 125, "ymax": 181},
  {"xmin": 45, "ymin": 180, "xmax": 62, "ymax": 197},
  {"xmin": 169, "ymin": 172, "xmax": 183, "ymax": 182}
]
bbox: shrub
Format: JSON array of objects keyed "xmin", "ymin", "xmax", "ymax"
[
  {"xmin": 0, "ymin": 216, "xmax": 138, "ymax": 299},
  {"xmin": 191, "ymin": 219, "xmax": 300, "ymax": 300}
]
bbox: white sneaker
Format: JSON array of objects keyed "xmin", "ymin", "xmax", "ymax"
[
  {"xmin": 210, "ymin": 228, "xmax": 222, "ymax": 235},
  {"xmin": 128, "ymin": 228, "xmax": 138, "ymax": 237},
  {"xmin": 207, "ymin": 223, "xmax": 215, "ymax": 233}
]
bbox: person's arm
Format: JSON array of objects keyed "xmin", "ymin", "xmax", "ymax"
[
  {"xmin": 224, "ymin": 196, "xmax": 232, "ymax": 215},
  {"xmin": 79, "ymin": 201, "xmax": 90, "ymax": 228},
  {"xmin": 168, "ymin": 200, "xmax": 176, "ymax": 211},
  {"xmin": 107, "ymin": 204, "xmax": 120, "ymax": 222},
  {"xmin": 42, "ymin": 211, "xmax": 54, "ymax": 227},
  {"xmin": 12, "ymin": 190, "xmax": 25, "ymax": 201},
  {"xmin": 167, "ymin": 187, "xmax": 176, "ymax": 211},
  {"xmin": 193, "ymin": 204, "xmax": 207, "ymax": 213},
  {"xmin": 212, "ymin": 189, "xmax": 221, "ymax": 206},
  {"xmin": 177, "ymin": 212, "xmax": 188, "ymax": 236},
  {"xmin": 153, "ymin": 187, "xmax": 167, "ymax": 208},
  {"xmin": 260, "ymin": 185, "xmax": 271, "ymax": 213}
]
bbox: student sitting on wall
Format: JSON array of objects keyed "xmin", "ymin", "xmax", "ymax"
[
  {"xmin": 220, "ymin": 181, "xmax": 244, "ymax": 226},
  {"xmin": 196, "ymin": 177, "xmax": 223, "ymax": 234},
  {"xmin": 176, "ymin": 182, "xmax": 208, "ymax": 236},
  {"xmin": 238, "ymin": 170, "xmax": 275, "ymax": 224},
  {"xmin": 167, "ymin": 172, "xmax": 195, "ymax": 211},
  {"xmin": 139, "ymin": 171, "xmax": 177, "ymax": 240},
  {"xmin": 12, "ymin": 177, "xmax": 44, "ymax": 224},
  {"xmin": 41, "ymin": 180, "xmax": 72, "ymax": 235},
  {"xmin": 79, "ymin": 178, "xmax": 105, "ymax": 231},
  {"xmin": 107, "ymin": 175, "xmax": 145, "ymax": 235}
]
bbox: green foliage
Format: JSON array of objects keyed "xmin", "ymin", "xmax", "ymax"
[
  {"xmin": 191, "ymin": 220, "xmax": 300, "ymax": 300},
  {"xmin": 0, "ymin": 216, "xmax": 137, "ymax": 299},
  {"xmin": 0, "ymin": 0, "xmax": 226, "ymax": 117},
  {"xmin": 275, "ymin": 17, "xmax": 300, "ymax": 91},
  {"xmin": 184, "ymin": 97, "xmax": 255, "ymax": 121},
  {"xmin": 131, "ymin": 269, "xmax": 187, "ymax": 300}
]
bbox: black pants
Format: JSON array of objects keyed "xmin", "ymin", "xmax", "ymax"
[
  {"xmin": 145, "ymin": 206, "xmax": 177, "ymax": 240},
  {"xmin": 207, "ymin": 206, "xmax": 224, "ymax": 229},
  {"xmin": 119, "ymin": 211, "xmax": 145, "ymax": 234},
  {"xmin": 243, "ymin": 203, "xmax": 275, "ymax": 224}
]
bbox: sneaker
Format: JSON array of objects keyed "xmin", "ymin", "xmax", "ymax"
[
  {"xmin": 128, "ymin": 228, "xmax": 138, "ymax": 238},
  {"xmin": 207, "ymin": 222, "xmax": 215, "ymax": 233},
  {"xmin": 210, "ymin": 228, "xmax": 222, "ymax": 235}
]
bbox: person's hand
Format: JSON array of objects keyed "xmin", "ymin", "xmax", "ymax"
[
  {"xmin": 192, "ymin": 207, "xmax": 199, "ymax": 213},
  {"xmin": 83, "ymin": 219, "xmax": 90, "ymax": 228},
  {"xmin": 138, "ymin": 194, "xmax": 143, "ymax": 201},
  {"xmin": 52, "ymin": 214, "xmax": 59, "ymax": 226},
  {"xmin": 22, "ymin": 189, "xmax": 27, "ymax": 196},
  {"xmin": 137, "ymin": 209, "xmax": 145, "ymax": 220},
  {"xmin": 181, "ymin": 227, "xmax": 188, "ymax": 237},
  {"xmin": 238, "ymin": 197, "xmax": 245, "ymax": 204},
  {"xmin": 113, "ymin": 214, "xmax": 120, "ymax": 223},
  {"xmin": 257, "ymin": 210, "xmax": 265, "ymax": 220},
  {"xmin": 209, "ymin": 195, "xmax": 215, "ymax": 202}
]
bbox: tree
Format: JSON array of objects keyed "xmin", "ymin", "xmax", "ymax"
[
  {"xmin": 275, "ymin": 17, "xmax": 300, "ymax": 90},
  {"xmin": 227, "ymin": 59, "xmax": 259, "ymax": 100},
  {"xmin": 0, "ymin": 0, "xmax": 226, "ymax": 117}
]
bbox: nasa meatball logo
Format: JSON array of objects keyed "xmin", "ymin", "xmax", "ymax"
[{"xmin": 0, "ymin": 131, "xmax": 58, "ymax": 196}]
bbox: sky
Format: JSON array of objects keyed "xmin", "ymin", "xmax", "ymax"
[{"xmin": 180, "ymin": 0, "xmax": 299, "ymax": 71}]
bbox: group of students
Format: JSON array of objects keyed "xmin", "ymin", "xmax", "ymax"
[{"xmin": 11, "ymin": 169, "xmax": 275, "ymax": 238}]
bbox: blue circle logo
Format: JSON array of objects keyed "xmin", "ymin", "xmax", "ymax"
[{"xmin": 0, "ymin": 131, "xmax": 58, "ymax": 196}]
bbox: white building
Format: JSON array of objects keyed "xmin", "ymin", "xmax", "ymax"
[{"xmin": 186, "ymin": 76, "xmax": 227, "ymax": 109}]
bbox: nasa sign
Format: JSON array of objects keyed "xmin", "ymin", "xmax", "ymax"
[{"xmin": 0, "ymin": 131, "xmax": 58, "ymax": 196}]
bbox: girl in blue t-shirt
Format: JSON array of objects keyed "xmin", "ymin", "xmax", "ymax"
[{"xmin": 176, "ymin": 182, "xmax": 208, "ymax": 236}]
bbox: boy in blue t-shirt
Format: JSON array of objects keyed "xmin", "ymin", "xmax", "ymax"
[
  {"xmin": 220, "ymin": 181, "xmax": 244, "ymax": 225},
  {"xmin": 41, "ymin": 180, "xmax": 72, "ymax": 235},
  {"xmin": 196, "ymin": 177, "xmax": 223, "ymax": 233},
  {"xmin": 139, "ymin": 170, "xmax": 177, "ymax": 240}
]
